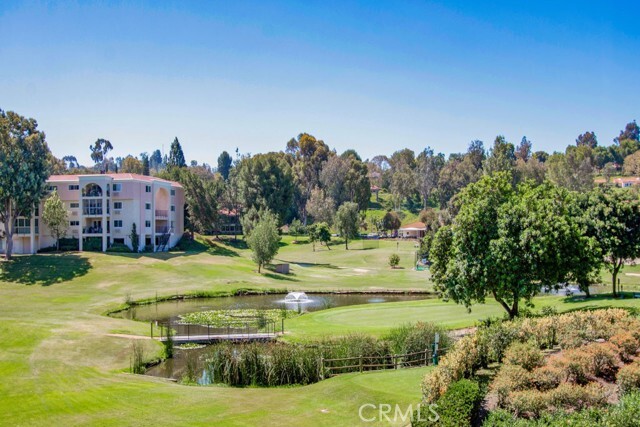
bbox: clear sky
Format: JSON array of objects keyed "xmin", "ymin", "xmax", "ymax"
[{"xmin": 1, "ymin": 1, "xmax": 638, "ymax": 166}]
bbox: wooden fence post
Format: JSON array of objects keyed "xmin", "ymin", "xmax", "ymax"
[
  {"xmin": 359, "ymin": 355, "xmax": 363, "ymax": 373},
  {"xmin": 320, "ymin": 357, "xmax": 325, "ymax": 380}
]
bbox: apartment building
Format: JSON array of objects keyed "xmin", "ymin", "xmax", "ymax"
[{"xmin": 1, "ymin": 173, "xmax": 185, "ymax": 254}]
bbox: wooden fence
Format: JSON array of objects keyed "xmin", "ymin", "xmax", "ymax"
[{"xmin": 321, "ymin": 347, "xmax": 447, "ymax": 377}]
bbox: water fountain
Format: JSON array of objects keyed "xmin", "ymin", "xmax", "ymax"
[{"xmin": 284, "ymin": 292, "xmax": 311, "ymax": 303}]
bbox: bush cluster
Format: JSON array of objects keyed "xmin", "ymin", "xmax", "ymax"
[
  {"xmin": 413, "ymin": 379, "xmax": 481, "ymax": 427},
  {"xmin": 617, "ymin": 360, "xmax": 640, "ymax": 395}
]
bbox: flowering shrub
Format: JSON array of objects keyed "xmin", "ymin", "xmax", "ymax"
[
  {"xmin": 581, "ymin": 342, "xmax": 620, "ymax": 380},
  {"xmin": 491, "ymin": 364, "xmax": 532, "ymax": 407},
  {"xmin": 617, "ymin": 361, "xmax": 640, "ymax": 395},
  {"xmin": 421, "ymin": 334, "xmax": 479, "ymax": 403},
  {"xmin": 530, "ymin": 365, "xmax": 563, "ymax": 391},
  {"xmin": 610, "ymin": 332, "xmax": 639, "ymax": 362},
  {"xmin": 506, "ymin": 389, "xmax": 546, "ymax": 418},
  {"xmin": 503, "ymin": 341, "xmax": 544, "ymax": 371}
]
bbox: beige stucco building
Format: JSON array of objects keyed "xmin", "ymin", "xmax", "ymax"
[{"xmin": 0, "ymin": 173, "xmax": 185, "ymax": 254}]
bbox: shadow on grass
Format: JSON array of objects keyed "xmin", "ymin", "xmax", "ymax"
[
  {"xmin": 107, "ymin": 236, "xmax": 240, "ymax": 259},
  {"xmin": 262, "ymin": 272, "xmax": 300, "ymax": 282},
  {"xmin": 278, "ymin": 260, "xmax": 340, "ymax": 269},
  {"xmin": 0, "ymin": 254, "xmax": 91, "ymax": 286}
]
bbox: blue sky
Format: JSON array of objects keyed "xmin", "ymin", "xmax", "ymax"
[{"xmin": 0, "ymin": 1, "xmax": 638, "ymax": 166}]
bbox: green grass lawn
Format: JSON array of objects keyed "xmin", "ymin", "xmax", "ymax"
[{"xmin": 0, "ymin": 235, "xmax": 638, "ymax": 426}]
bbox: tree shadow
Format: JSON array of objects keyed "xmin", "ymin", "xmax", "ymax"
[
  {"xmin": 106, "ymin": 236, "xmax": 240, "ymax": 259},
  {"xmin": 262, "ymin": 272, "xmax": 300, "ymax": 282},
  {"xmin": 277, "ymin": 260, "xmax": 340, "ymax": 269},
  {"xmin": 0, "ymin": 254, "xmax": 92, "ymax": 286}
]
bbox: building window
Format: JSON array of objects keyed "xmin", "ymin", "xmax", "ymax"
[
  {"xmin": 171, "ymin": 205, "xmax": 175, "ymax": 212},
  {"xmin": 48, "ymin": 185, "xmax": 57, "ymax": 192},
  {"xmin": 145, "ymin": 185, "xmax": 151, "ymax": 193},
  {"xmin": 170, "ymin": 189, "xmax": 175, "ymax": 196},
  {"xmin": 114, "ymin": 220, "xmax": 123, "ymax": 228},
  {"xmin": 113, "ymin": 238, "xmax": 125, "ymax": 245},
  {"xmin": 70, "ymin": 203, "xmax": 79, "ymax": 208},
  {"xmin": 145, "ymin": 220, "xmax": 151, "ymax": 228},
  {"xmin": 34, "ymin": 207, "xmax": 39, "ymax": 216},
  {"xmin": 68, "ymin": 184, "xmax": 79, "ymax": 191},
  {"xmin": 70, "ymin": 221, "xmax": 80, "ymax": 226},
  {"xmin": 145, "ymin": 203, "xmax": 151, "ymax": 210},
  {"xmin": 113, "ymin": 183, "xmax": 122, "ymax": 192},
  {"xmin": 113, "ymin": 202, "xmax": 122, "ymax": 209},
  {"xmin": 170, "ymin": 221, "xmax": 174, "ymax": 228}
]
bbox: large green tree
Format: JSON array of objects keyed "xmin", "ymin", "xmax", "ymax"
[
  {"xmin": 305, "ymin": 187, "xmax": 335, "ymax": 224},
  {"xmin": 217, "ymin": 151, "xmax": 233, "ymax": 180},
  {"xmin": 247, "ymin": 211, "xmax": 281, "ymax": 273},
  {"xmin": 430, "ymin": 173, "xmax": 584, "ymax": 318},
  {"xmin": 308, "ymin": 222, "xmax": 331, "ymax": 251},
  {"xmin": 237, "ymin": 152, "xmax": 294, "ymax": 223},
  {"xmin": 416, "ymin": 147, "xmax": 445, "ymax": 209},
  {"xmin": 586, "ymin": 187, "xmax": 640, "ymax": 297},
  {"xmin": 89, "ymin": 138, "xmax": 113, "ymax": 172},
  {"xmin": 41, "ymin": 191, "xmax": 68, "ymax": 251},
  {"xmin": 168, "ymin": 137, "xmax": 186, "ymax": 168},
  {"xmin": 0, "ymin": 110, "xmax": 52, "ymax": 259},
  {"xmin": 334, "ymin": 202, "xmax": 359, "ymax": 250},
  {"xmin": 286, "ymin": 133, "xmax": 331, "ymax": 223}
]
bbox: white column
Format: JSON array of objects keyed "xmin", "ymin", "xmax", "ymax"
[
  {"xmin": 79, "ymin": 194, "xmax": 84, "ymax": 251},
  {"xmin": 151, "ymin": 184, "xmax": 156, "ymax": 252},
  {"xmin": 102, "ymin": 189, "xmax": 107, "ymax": 252},
  {"xmin": 29, "ymin": 214, "xmax": 35, "ymax": 254}
]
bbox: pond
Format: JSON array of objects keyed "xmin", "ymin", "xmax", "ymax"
[
  {"xmin": 116, "ymin": 292, "xmax": 433, "ymax": 383},
  {"xmin": 114, "ymin": 292, "xmax": 433, "ymax": 323}
]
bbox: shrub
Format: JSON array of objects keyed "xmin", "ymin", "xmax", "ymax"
[
  {"xmin": 581, "ymin": 342, "xmax": 620, "ymax": 380},
  {"xmin": 504, "ymin": 341, "xmax": 544, "ymax": 371},
  {"xmin": 106, "ymin": 243, "xmax": 132, "ymax": 253},
  {"xmin": 547, "ymin": 382, "xmax": 608, "ymax": 411},
  {"xmin": 491, "ymin": 365, "xmax": 532, "ymax": 407},
  {"xmin": 549, "ymin": 351, "xmax": 589, "ymax": 384},
  {"xmin": 506, "ymin": 389, "xmax": 547, "ymax": 418},
  {"xmin": 617, "ymin": 361, "xmax": 640, "ymax": 395},
  {"xmin": 385, "ymin": 322, "xmax": 450, "ymax": 364},
  {"xmin": 421, "ymin": 334, "xmax": 480, "ymax": 403},
  {"xmin": 530, "ymin": 365, "xmax": 563, "ymax": 392},
  {"xmin": 604, "ymin": 391, "xmax": 640, "ymax": 425},
  {"xmin": 610, "ymin": 332, "xmax": 639, "ymax": 361},
  {"xmin": 476, "ymin": 320, "xmax": 519, "ymax": 365},
  {"xmin": 83, "ymin": 237, "xmax": 102, "ymax": 252},
  {"xmin": 433, "ymin": 379, "xmax": 481, "ymax": 427},
  {"xmin": 388, "ymin": 253, "xmax": 400, "ymax": 268}
]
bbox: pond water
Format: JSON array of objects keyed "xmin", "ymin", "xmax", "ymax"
[
  {"xmin": 114, "ymin": 292, "xmax": 432, "ymax": 323},
  {"xmin": 118, "ymin": 292, "xmax": 433, "ymax": 383}
]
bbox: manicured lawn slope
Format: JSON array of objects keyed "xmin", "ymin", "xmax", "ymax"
[{"xmin": 0, "ymin": 236, "xmax": 638, "ymax": 426}]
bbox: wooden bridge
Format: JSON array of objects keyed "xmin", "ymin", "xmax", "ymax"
[{"xmin": 151, "ymin": 318, "xmax": 282, "ymax": 344}]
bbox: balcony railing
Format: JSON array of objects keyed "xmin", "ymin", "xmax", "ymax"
[
  {"xmin": 83, "ymin": 208, "xmax": 103, "ymax": 216},
  {"xmin": 156, "ymin": 226, "xmax": 172, "ymax": 234},
  {"xmin": 83, "ymin": 227, "xmax": 103, "ymax": 234},
  {"xmin": 155, "ymin": 209, "xmax": 169, "ymax": 217},
  {"xmin": 15, "ymin": 227, "xmax": 38, "ymax": 234}
]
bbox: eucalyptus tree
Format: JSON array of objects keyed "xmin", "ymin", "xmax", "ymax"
[
  {"xmin": 0, "ymin": 110, "xmax": 52, "ymax": 259},
  {"xmin": 89, "ymin": 138, "xmax": 113, "ymax": 172},
  {"xmin": 42, "ymin": 191, "xmax": 68, "ymax": 251},
  {"xmin": 335, "ymin": 202, "xmax": 360, "ymax": 250}
]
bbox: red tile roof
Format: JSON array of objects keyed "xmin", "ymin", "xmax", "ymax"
[
  {"xmin": 399, "ymin": 221, "xmax": 426, "ymax": 230},
  {"xmin": 48, "ymin": 173, "xmax": 182, "ymax": 187}
]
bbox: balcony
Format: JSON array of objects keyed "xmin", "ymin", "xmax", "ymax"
[
  {"xmin": 83, "ymin": 208, "xmax": 103, "ymax": 216},
  {"xmin": 83, "ymin": 227, "xmax": 104, "ymax": 234},
  {"xmin": 15, "ymin": 227, "xmax": 38, "ymax": 235},
  {"xmin": 156, "ymin": 226, "xmax": 172, "ymax": 234},
  {"xmin": 155, "ymin": 209, "xmax": 169, "ymax": 218}
]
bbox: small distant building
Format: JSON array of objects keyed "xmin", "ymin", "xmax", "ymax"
[
  {"xmin": 217, "ymin": 208, "xmax": 242, "ymax": 235},
  {"xmin": 371, "ymin": 185, "xmax": 381, "ymax": 201},
  {"xmin": 398, "ymin": 221, "xmax": 427, "ymax": 239},
  {"xmin": 612, "ymin": 177, "xmax": 640, "ymax": 188}
]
